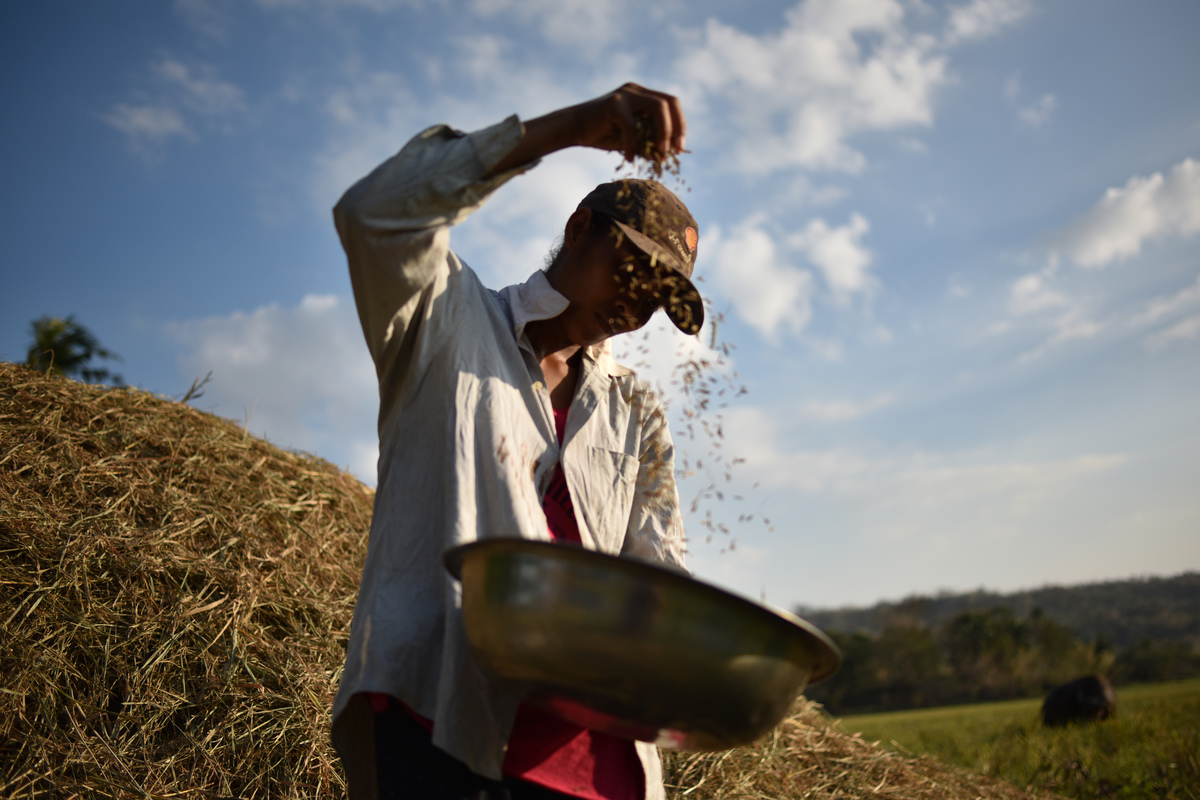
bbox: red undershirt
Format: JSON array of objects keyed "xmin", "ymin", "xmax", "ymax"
[{"xmin": 370, "ymin": 407, "xmax": 643, "ymax": 800}]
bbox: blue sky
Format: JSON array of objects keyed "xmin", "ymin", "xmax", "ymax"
[{"xmin": 3, "ymin": 0, "xmax": 1198, "ymax": 611}]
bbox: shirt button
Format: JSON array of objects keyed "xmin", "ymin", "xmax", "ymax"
[{"xmin": 532, "ymin": 381, "xmax": 544, "ymax": 393}]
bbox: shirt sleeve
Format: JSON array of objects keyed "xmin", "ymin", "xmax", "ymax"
[
  {"xmin": 332, "ymin": 116, "xmax": 534, "ymax": 370},
  {"xmin": 620, "ymin": 385, "xmax": 689, "ymax": 572}
]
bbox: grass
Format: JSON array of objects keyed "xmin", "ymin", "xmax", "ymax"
[{"xmin": 836, "ymin": 678, "xmax": 1200, "ymax": 799}]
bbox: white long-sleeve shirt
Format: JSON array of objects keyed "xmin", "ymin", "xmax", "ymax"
[{"xmin": 330, "ymin": 114, "xmax": 687, "ymax": 798}]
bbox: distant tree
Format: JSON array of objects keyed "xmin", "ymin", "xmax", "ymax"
[
  {"xmin": 880, "ymin": 596, "xmax": 932, "ymax": 630},
  {"xmin": 874, "ymin": 623, "xmax": 944, "ymax": 708},
  {"xmin": 807, "ymin": 595, "xmax": 1200, "ymax": 715},
  {"xmin": 1026, "ymin": 607, "xmax": 1106, "ymax": 688},
  {"xmin": 941, "ymin": 607, "xmax": 1030, "ymax": 699},
  {"xmin": 805, "ymin": 631, "xmax": 882, "ymax": 714},
  {"xmin": 25, "ymin": 315, "xmax": 124, "ymax": 385},
  {"xmin": 1111, "ymin": 638, "xmax": 1200, "ymax": 684}
]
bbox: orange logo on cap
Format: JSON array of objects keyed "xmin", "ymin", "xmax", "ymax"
[{"xmin": 685, "ymin": 227, "xmax": 698, "ymax": 252}]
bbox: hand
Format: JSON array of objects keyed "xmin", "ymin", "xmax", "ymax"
[
  {"xmin": 485, "ymin": 83, "xmax": 687, "ymax": 177},
  {"xmin": 569, "ymin": 83, "xmax": 687, "ymax": 162}
]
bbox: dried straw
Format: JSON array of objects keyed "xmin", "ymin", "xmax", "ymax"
[
  {"xmin": 0, "ymin": 362, "xmax": 1050, "ymax": 800},
  {"xmin": 662, "ymin": 698, "xmax": 1053, "ymax": 800},
  {"xmin": 1, "ymin": 363, "xmax": 371, "ymax": 798}
]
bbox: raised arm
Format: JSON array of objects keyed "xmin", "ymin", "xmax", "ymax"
[
  {"xmin": 484, "ymin": 82, "xmax": 687, "ymax": 178},
  {"xmin": 335, "ymin": 83, "xmax": 686, "ymax": 373}
]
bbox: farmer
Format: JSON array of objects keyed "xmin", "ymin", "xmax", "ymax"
[{"xmin": 330, "ymin": 83, "xmax": 702, "ymax": 800}]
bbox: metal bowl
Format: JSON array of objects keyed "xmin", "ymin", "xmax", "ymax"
[{"xmin": 444, "ymin": 539, "xmax": 841, "ymax": 751}]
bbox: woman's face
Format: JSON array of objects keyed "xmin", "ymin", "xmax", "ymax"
[{"xmin": 550, "ymin": 218, "xmax": 667, "ymax": 348}]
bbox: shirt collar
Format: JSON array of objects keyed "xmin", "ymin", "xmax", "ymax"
[
  {"xmin": 501, "ymin": 270, "xmax": 633, "ymax": 378},
  {"xmin": 505, "ymin": 269, "xmax": 569, "ymax": 336}
]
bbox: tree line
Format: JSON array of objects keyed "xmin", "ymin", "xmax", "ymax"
[
  {"xmin": 799, "ymin": 572, "xmax": 1200, "ymax": 650},
  {"xmin": 805, "ymin": 600, "xmax": 1200, "ymax": 715}
]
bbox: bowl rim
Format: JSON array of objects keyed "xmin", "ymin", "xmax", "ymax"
[{"xmin": 444, "ymin": 538, "xmax": 842, "ymax": 685}]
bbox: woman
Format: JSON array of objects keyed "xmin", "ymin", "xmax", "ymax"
[{"xmin": 331, "ymin": 83, "xmax": 702, "ymax": 800}]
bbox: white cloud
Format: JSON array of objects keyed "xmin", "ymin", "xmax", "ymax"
[
  {"xmin": 943, "ymin": 0, "xmax": 1032, "ymax": 45},
  {"xmin": 256, "ymin": 0, "xmax": 422, "ymax": 9},
  {"xmin": 310, "ymin": 70, "xmax": 418, "ymax": 212},
  {"xmin": 1003, "ymin": 69, "xmax": 1055, "ymax": 127},
  {"xmin": 155, "ymin": 57, "xmax": 245, "ymax": 115},
  {"xmin": 1014, "ymin": 311, "xmax": 1102, "ymax": 365},
  {"xmin": 1000, "ymin": 269, "xmax": 1104, "ymax": 364},
  {"xmin": 174, "ymin": 0, "xmax": 233, "ymax": 40},
  {"xmin": 106, "ymin": 55, "xmax": 244, "ymax": 153},
  {"xmin": 310, "ymin": 53, "xmax": 582, "ymax": 216},
  {"xmin": 804, "ymin": 336, "xmax": 846, "ymax": 362},
  {"xmin": 1130, "ymin": 273, "xmax": 1200, "ymax": 329},
  {"xmin": 725, "ymin": 405, "xmax": 1125, "ymax": 537},
  {"xmin": 707, "ymin": 217, "xmax": 815, "ymax": 341},
  {"xmin": 1009, "ymin": 271, "xmax": 1068, "ymax": 315},
  {"xmin": 470, "ymin": 0, "xmax": 629, "ymax": 52},
  {"xmin": 1049, "ymin": 157, "xmax": 1200, "ymax": 268},
  {"xmin": 798, "ymin": 392, "xmax": 895, "ymax": 422},
  {"xmin": 946, "ymin": 276, "xmax": 971, "ymax": 300},
  {"xmin": 1003, "ymin": 71, "xmax": 1021, "ymax": 101},
  {"xmin": 438, "ymin": 36, "xmax": 583, "ymax": 123},
  {"xmin": 780, "ymin": 175, "xmax": 850, "ymax": 207},
  {"xmin": 789, "ymin": 213, "xmax": 874, "ymax": 300},
  {"xmin": 1004, "ymin": 270, "xmax": 1200, "ymax": 363},
  {"xmin": 675, "ymin": 0, "xmax": 1030, "ymax": 176},
  {"xmin": 1018, "ymin": 92, "xmax": 1056, "ymax": 127},
  {"xmin": 721, "ymin": 407, "xmax": 872, "ymax": 493},
  {"xmin": 1145, "ymin": 312, "xmax": 1200, "ymax": 352},
  {"xmin": 675, "ymin": 0, "xmax": 947, "ymax": 174},
  {"xmin": 700, "ymin": 210, "xmax": 877, "ymax": 342},
  {"xmin": 453, "ymin": 33, "xmax": 511, "ymax": 84},
  {"xmin": 103, "ymin": 104, "xmax": 192, "ymax": 147},
  {"xmin": 169, "ymin": 295, "xmax": 379, "ymax": 483},
  {"xmin": 997, "ymin": 165, "xmax": 1200, "ymax": 363}
]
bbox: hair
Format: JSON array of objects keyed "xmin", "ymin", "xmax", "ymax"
[
  {"xmin": 543, "ymin": 210, "xmax": 615, "ymax": 272},
  {"xmin": 542, "ymin": 233, "xmax": 565, "ymax": 272}
]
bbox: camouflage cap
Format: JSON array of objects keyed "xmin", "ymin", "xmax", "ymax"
[{"xmin": 578, "ymin": 179, "xmax": 704, "ymax": 336}]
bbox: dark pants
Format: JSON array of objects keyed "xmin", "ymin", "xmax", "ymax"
[{"xmin": 373, "ymin": 697, "xmax": 577, "ymax": 800}]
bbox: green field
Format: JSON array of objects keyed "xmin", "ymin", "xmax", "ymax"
[{"xmin": 836, "ymin": 678, "xmax": 1200, "ymax": 799}]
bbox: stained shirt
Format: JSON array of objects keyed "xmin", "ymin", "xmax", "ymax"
[{"xmin": 330, "ymin": 115, "xmax": 687, "ymax": 800}]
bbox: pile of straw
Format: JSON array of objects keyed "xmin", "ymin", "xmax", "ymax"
[
  {"xmin": 662, "ymin": 699, "xmax": 1047, "ymax": 799},
  {"xmin": 1, "ymin": 362, "xmax": 1047, "ymax": 799},
  {"xmin": 1, "ymin": 363, "xmax": 371, "ymax": 797}
]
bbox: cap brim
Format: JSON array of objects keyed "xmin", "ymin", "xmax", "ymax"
[{"xmin": 612, "ymin": 221, "xmax": 706, "ymax": 336}]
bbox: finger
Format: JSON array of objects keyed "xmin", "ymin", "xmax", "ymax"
[
  {"xmin": 633, "ymin": 85, "xmax": 685, "ymax": 156},
  {"xmin": 614, "ymin": 83, "xmax": 651, "ymax": 160},
  {"xmin": 612, "ymin": 95, "xmax": 640, "ymax": 162},
  {"xmin": 648, "ymin": 98, "xmax": 674, "ymax": 159},
  {"xmin": 667, "ymin": 94, "xmax": 687, "ymax": 154}
]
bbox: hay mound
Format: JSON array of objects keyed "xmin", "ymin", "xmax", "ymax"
[
  {"xmin": 0, "ymin": 363, "xmax": 1048, "ymax": 799},
  {"xmin": 662, "ymin": 699, "xmax": 1047, "ymax": 799},
  {"xmin": 1, "ymin": 363, "xmax": 371, "ymax": 798}
]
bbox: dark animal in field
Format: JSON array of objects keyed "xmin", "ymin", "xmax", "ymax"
[{"xmin": 1041, "ymin": 675, "xmax": 1117, "ymax": 726}]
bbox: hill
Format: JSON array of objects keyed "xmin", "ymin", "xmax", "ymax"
[
  {"xmin": 797, "ymin": 573, "xmax": 1200, "ymax": 649},
  {"xmin": 796, "ymin": 575, "xmax": 1200, "ymax": 715},
  {"xmin": 0, "ymin": 362, "xmax": 1047, "ymax": 799}
]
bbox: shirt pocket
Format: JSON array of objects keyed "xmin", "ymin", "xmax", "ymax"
[{"xmin": 569, "ymin": 445, "xmax": 639, "ymax": 554}]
